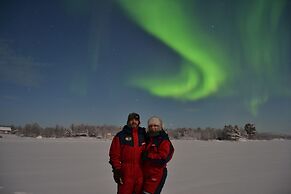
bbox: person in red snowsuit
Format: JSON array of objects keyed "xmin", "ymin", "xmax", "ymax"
[
  {"xmin": 109, "ymin": 113, "xmax": 146, "ymax": 194},
  {"xmin": 142, "ymin": 116, "xmax": 174, "ymax": 194}
]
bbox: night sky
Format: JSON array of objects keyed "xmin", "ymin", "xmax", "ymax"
[{"xmin": 0, "ymin": 0, "xmax": 290, "ymax": 132}]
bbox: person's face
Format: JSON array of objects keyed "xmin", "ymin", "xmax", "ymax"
[
  {"xmin": 128, "ymin": 118, "xmax": 139, "ymax": 128},
  {"xmin": 148, "ymin": 124, "xmax": 161, "ymax": 133}
]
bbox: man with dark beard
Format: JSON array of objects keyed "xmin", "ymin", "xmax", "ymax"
[{"xmin": 109, "ymin": 113, "xmax": 146, "ymax": 194}]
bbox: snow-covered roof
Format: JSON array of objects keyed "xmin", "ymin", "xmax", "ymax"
[{"xmin": 0, "ymin": 127, "xmax": 12, "ymax": 131}]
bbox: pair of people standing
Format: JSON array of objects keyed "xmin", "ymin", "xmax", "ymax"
[{"xmin": 109, "ymin": 113, "xmax": 174, "ymax": 194}]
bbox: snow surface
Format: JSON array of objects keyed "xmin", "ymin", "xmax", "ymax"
[{"xmin": 0, "ymin": 135, "xmax": 290, "ymax": 194}]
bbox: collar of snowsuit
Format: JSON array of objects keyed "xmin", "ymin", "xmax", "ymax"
[{"xmin": 116, "ymin": 125, "xmax": 146, "ymax": 146}]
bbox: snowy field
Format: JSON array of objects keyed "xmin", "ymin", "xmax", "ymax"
[{"xmin": 0, "ymin": 135, "xmax": 291, "ymax": 194}]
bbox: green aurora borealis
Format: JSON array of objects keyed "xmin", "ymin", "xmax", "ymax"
[
  {"xmin": 1, "ymin": 0, "xmax": 291, "ymax": 130},
  {"xmin": 119, "ymin": 0, "xmax": 290, "ymax": 115}
]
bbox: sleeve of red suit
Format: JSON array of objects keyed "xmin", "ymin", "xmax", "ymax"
[
  {"xmin": 109, "ymin": 136, "xmax": 122, "ymax": 170},
  {"xmin": 146, "ymin": 140, "xmax": 174, "ymax": 165}
]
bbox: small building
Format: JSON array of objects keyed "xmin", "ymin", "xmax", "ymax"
[
  {"xmin": 75, "ymin": 132, "xmax": 88, "ymax": 137},
  {"xmin": 0, "ymin": 126, "xmax": 12, "ymax": 134},
  {"xmin": 106, "ymin": 132, "xmax": 112, "ymax": 139}
]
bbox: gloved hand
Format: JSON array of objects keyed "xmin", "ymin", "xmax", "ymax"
[
  {"xmin": 141, "ymin": 151, "xmax": 149, "ymax": 161},
  {"xmin": 113, "ymin": 169, "xmax": 123, "ymax": 184}
]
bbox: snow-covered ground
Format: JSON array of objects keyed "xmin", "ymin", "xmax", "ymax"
[{"xmin": 0, "ymin": 135, "xmax": 290, "ymax": 194}]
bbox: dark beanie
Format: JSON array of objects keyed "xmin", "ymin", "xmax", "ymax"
[{"xmin": 127, "ymin": 112, "xmax": 140, "ymax": 123}]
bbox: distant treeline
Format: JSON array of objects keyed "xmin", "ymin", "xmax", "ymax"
[
  {"xmin": 10, "ymin": 123, "xmax": 121, "ymax": 139},
  {"xmin": 8, "ymin": 123, "xmax": 291, "ymax": 141},
  {"xmin": 168, "ymin": 125, "xmax": 291, "ymax": 140}
]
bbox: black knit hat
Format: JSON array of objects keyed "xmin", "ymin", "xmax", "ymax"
[{"xmin": 127, "ymin": 112, "xmax": 140, "ymax": 124}]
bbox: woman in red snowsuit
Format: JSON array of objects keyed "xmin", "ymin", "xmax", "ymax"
[
  {"xmin": 142, "ymin": 116, "xmax": 174, "ymax": 194},
  {"xmin": 109, "ymin": 113, "xmax": 146, "ymax": 194}
]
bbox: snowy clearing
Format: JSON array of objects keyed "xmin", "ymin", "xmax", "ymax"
[{"xmin": 0, "ymin": 135, "xmax": 290, "ymax": 194}]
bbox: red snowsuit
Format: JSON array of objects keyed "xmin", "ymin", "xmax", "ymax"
[
  {"xmin": 109, "ymin": 125, "xmax": 146, "ymax": 194},
  {"xmin": 142, "ymin": 130, "xmax": 174, "ymax": 194}
]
